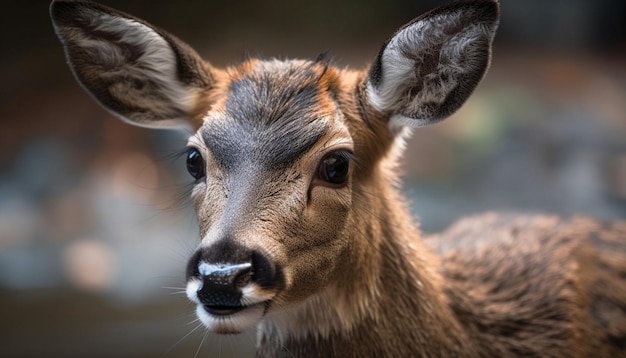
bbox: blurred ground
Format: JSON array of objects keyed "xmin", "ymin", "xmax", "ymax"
[{"xmin": 0, "ymin": 0, "xmax": 625, "ymax": 357}]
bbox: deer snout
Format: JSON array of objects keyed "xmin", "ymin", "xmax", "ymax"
[
  {"xmin": 196, "ymin": 262, "xmax": 252, "ymax": 314},
  {"xmin": 186, "ymin": 247, "xmax": 282, "ymax": 317}
]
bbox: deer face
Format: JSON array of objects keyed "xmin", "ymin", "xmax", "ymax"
[
  {"xmin": 51, "ymin": 0, "xmax": 498, "ymax": 335},
  {"xmin": 182, "ymin": 60, "xmax": 358, "ymax": 333}
]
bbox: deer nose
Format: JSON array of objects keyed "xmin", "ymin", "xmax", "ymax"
[
  {"xmin": 186, "ymin": 246, "xmax": 281, "ymax": 316},
  {"xmin": 195, "ymin": 262, "xmax": 252, "ymax": 313}
]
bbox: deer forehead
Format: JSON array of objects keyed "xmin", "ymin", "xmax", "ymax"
[{"xmin": 191, "ymin": 59, "xmax": 353, "ymax": 171}]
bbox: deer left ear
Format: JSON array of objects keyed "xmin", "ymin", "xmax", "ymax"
[{"xmin": 366, "ymin": 0, "xmax": 499, "ymax": 131}]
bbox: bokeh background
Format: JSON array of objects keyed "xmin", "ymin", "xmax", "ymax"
[{"xmin": 1, "ymin": 0, "xmax": 625, "ymax": 357}]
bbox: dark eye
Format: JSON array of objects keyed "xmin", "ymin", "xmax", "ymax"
[
  {"xmin": 186, "ymin": 148, "xmax": 205, "ymax": 180},
  {"xmin": 317, "ymin": 151, "xmax": 351, "ymax": 187}
]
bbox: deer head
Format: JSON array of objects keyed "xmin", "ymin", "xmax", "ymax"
[{"xmin": 51, "ymin": 0, "xmax": 498, "ymax": 336}]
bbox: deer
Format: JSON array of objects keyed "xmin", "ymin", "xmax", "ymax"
[{"xmin": 50, "ymin": 0, "xmax": 626, "ymax": 356}]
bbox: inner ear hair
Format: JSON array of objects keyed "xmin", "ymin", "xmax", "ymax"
[{"xmin": 366, "ymin": 0, "xmax": 499, "ymax": 129}]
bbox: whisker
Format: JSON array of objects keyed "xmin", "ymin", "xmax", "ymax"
[
  {"xmin": 167, "ymin": 291, "xmax": 187, "ymax": 295},
  {"xmin": 244, "ymin": 330, "xmax": 257, "ymax": 350},
  {"xmin": 218, "ymin": 334, "xmax": 223, "ymax": 358},
  {"xmin": 165, "ymin": 322, "xmax": 203, "ymax": 356},
  {"xmin": 194, "ymin": 328, "xmax": 210, "ymax": 358}
]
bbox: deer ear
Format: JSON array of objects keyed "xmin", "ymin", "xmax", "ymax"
[
  {"xmin": 50, "ymin": 0, "xmax": 214, "ymax": 129},
  {"xmin": 366, "ymin": 0, "xmax": 499, "ymax": 131}
]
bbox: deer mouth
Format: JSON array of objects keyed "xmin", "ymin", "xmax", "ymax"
[
  {"xmin": 203, "ymin": 304, "xmax": 245, "ymax": 316},
  {"xmin": 195, "ymin": 300, "xmax": 270, "ymax": 334},
  {"xmin": 202, "ymin": 301, "xmax": 268, "ymax": 316}
]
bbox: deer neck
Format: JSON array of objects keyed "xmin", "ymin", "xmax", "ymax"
[{"xmin": 257, "ymin": 176, "xmax": 476, "ymax": 357}]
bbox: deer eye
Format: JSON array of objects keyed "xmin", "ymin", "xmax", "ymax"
[
  {"xmin": 186, "ymin": 148, "xmax": 205, "ymax": 180},
  {"xmin": 317, "ymin": 151, "xmax": 351, "ymax": 187}
]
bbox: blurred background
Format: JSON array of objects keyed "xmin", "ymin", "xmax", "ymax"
[{"xmin": 1, "ymin": 0, "xmax": 625, "ymax": 357}]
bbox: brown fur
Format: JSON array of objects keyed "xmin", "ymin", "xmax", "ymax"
[
  {"xmin": 50, "ymin": 0, "xmax": 626, "ymax": 356},
  {"xmin": 428, "ymin": 214, "xmax": 626, "ymax": 357}
]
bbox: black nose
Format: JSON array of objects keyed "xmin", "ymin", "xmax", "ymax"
[
  {"xmin": 186, "ymin": 246, "xmax": 280, "ymax": 315},
  {"xmin": 197, "ymin": 262, "xmax": 252, "ymax": 313}
]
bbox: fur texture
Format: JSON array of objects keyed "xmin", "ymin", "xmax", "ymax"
[{"xmin": 367, "ymin": 1, "xmax": 498, "ymax": 131}]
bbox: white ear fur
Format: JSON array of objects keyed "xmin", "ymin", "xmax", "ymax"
[
  {"xmin": 51, "ymin": 1, "xmax": 212, "ymax": 129},
  {"xmin": 366, "ymin": 1, "xmax": 499, "ymax": 133}
]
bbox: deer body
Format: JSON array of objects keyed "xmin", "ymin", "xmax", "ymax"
[{"xmin": 50, "ymin": 1, "xmax": 626, "ymax": 356}]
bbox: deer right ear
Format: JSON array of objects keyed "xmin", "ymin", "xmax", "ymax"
[
  {"xmin": 50, "ymin": 0, "xmax": 215, "ymax": 129},
  {"xmin": 366, "ymin": 0, "xmax": 499, "ymax": 132}
]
